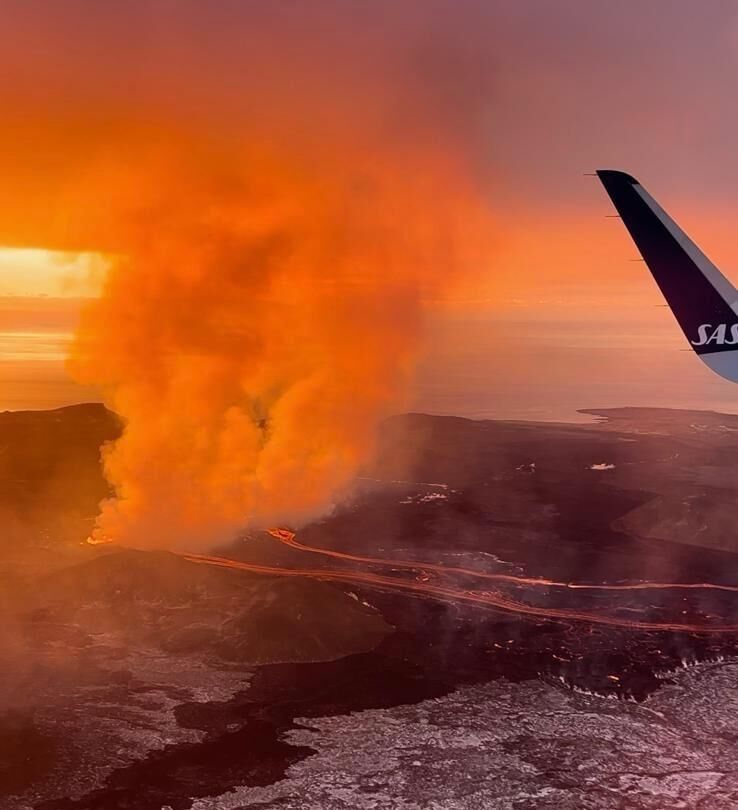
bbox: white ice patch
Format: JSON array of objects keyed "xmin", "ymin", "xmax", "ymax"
[
  {"xmin": 358, "ymin": 476, "xmax": 448, "ymax": 489},
  {"xmin": 516, "ymin": 462, "xmax": 536, "ymax": 473},
  {"xmin": 589, "ymin": 463, "xmax": 615, "ymax": 471},
  {"xmin": 690, "ymin": 423, "xmax": 738, "ymax": 433},
  {"xmin": 400, "ymin": 492, "xmax": 449, "ymax": 505}
]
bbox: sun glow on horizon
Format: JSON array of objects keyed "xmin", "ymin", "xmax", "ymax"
[{"xmin": 0, "ymin": 246, "xmax": 109, "ymax": 299}]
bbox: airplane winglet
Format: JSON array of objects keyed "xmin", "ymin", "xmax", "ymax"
[{"xmin": 597, "ymin": 169, "xmax": 738, "ymax": 383}]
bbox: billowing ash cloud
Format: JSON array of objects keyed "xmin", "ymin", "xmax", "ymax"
[{"xmin": 52, "ymin": 3, "xmax": 498, "ymax": 549}]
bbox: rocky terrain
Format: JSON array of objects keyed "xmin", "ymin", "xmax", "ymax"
[
  {"xmin": 191, "ymin": 659, "xmax": 738, "ymax": 810},
  {"xmin": 0, "ymin": 403, "xmax": 119, "ymax": 548},
  {"xmin": 4, "ymin": 403, "xmax": 738, "ymax": 808}
]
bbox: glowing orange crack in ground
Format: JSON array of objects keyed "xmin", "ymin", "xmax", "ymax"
[
  {"xmin": 267, "ymin": 528, "xmax": 738, "ymax": 595},
  {"xmin": 179, "ymin": 529, "xmax": 738, "ymax": 634}
]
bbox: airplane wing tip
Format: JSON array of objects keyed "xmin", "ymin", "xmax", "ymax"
[
  {"xmin": 595, "ymin": 166, "xmax": 738, "ymax": 380},
  {"xmin": 596, "ymin": 169, "xmax": 639, "ymax": 186}
]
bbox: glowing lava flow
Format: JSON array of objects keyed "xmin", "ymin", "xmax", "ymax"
[
  {"xmin": 179, "ymin": 530, "xmax": 738, "ymax": 634},
  {"xmin": 267, "ymin": 529, "xmax": 738, "ymax": 595}
]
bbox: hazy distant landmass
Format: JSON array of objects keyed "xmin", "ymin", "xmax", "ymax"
[
  {"xmin": 4, "ymin": 403, "xmax": 738, "ymax": 808},
  {"xmin": 7, "ymin": 312, "xmax": 738, "ymax": 420}
]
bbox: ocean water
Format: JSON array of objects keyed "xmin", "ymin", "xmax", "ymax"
[
  {"xmin": 409, "ymin": 314, "xmax": 738, "ymax": 422},
  {"xmin": 3, "ymin": 314, "xmax": 738, "ymax": 420},
  {"xmin": 0, "ymin": 331, "xmax": 99, "ymax": 412}
]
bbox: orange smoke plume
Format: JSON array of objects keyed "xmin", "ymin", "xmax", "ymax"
[{"xmin": 69, "ymin": 136, "xmax": 493, "ymax": 549}]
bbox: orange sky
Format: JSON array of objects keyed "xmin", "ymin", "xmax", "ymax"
[{"xmin": 3, "ymin": 1, "xmax": 738, "ymax": 415}]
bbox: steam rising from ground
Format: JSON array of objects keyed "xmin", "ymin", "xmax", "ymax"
[
  {"xmin": 63, "ymin": 6, "xmax": 496, "ymax": 550},
  {"xmin": 70, "ymin": 143, "xmax": 492, "ymax": 549}
]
